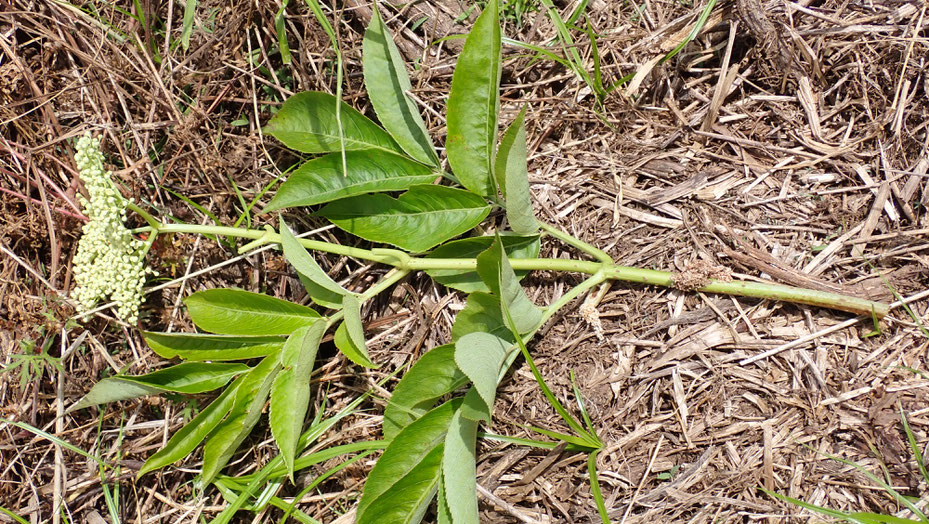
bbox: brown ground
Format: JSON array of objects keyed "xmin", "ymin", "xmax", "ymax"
[{"xmin": 1, "ymin": 0, "xmax": 928, "ymax": 522}]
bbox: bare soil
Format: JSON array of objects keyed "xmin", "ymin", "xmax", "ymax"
[{"xmin": 1, "ymin": 0, "xmax": 928, "ymax": 522}]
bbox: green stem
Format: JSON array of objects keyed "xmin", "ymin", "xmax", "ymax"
[
  {"xmin": 324, "ymin": 269, "xmax": 410, "ymax": 329},
  {"xmin": 541, "ymin": 271, "xmax": 607, "ymax": 325},
  {"xmin": 126, "ymin": 201, "xmax": 160, "ymax": 230},
  {"xmin": 540, "ymin": 222, "xmax": 613, "ymax": 264},
  {"xmin": 360, "ymin": 268, "xmax": 410, "ymax": 302},
  {"xmin": 136, "ymin": 222, "xmax": 890, "ymax": 318},
  {"xmin": 599, "ymin": 265, "xmax": 889, "ymax": 318}
]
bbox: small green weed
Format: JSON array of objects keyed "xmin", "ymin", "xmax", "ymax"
[
  {"xmin": 763, "ymin": 407, "xmax": 929, "ymax": 523},
  {"xmin": 2, "ymin": 335, "xmax": 63, "ymax": 390}
]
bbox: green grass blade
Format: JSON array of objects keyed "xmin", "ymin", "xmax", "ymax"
[
  {"xmin": 501, "ymin": 311, "xmax": 590, "ymax": 440},
  {"xmin": 566, "ymin": 0, "xmax": 591, "ymax": 24},
  {"xmin": 660, "ymin": 0, "xmax": 717, "ymax": 64},
  {"xmin": 538, "ymin": 0, "xmax": 593, "ymax": 87},
  {"xmin": 502, "ymin": 36, "xmax": 575, "ymax": 69},
  {"xmin": 804, "ymin": 445, "xmax": 929, "ymax": 522},
  {"xmin": 836, "ymin": 458, "xmax": 927, "ymax": 520},
  {"xmin": 570, "ymin": 370, "xmax": 600, "ymax": 441},
  {"xmin": 162, "ymin": 187, "xmax": 220, "ymax": 225},
  {"xmin": 278, "ymin": 451, "xmax": 374, "ymax": 523},
  {"xmin": 0, "ymin": 418, "xmax": 109, "ymax": 469},
  {"xmin": 588, "ymin": 451, "xmax": 609, "ymax": 524},
  {"xmin": 526, "ymin": 424, "xmax": 599, "ymax": 449},
  {"xmin": 480, "ymin": 432, "xmax": 560, "ymax": 449},
  {"xmin": 302, "ymin": 0, "xmax": 347, "ymax": 175},
  {"xmin": 761, "ymin": 487, "xmax": 922, "ymax": 524},
  {"xmin": 226, "ymin": 175, "xmax": 251, "ymax": 228},
  {"xmin": 274, "ymin": 0, "xmax": 292, "ymax": 64},
  {"xmin": 900, "ymin": 408, "xmax": 929, "ymax": 488},
  {"xmin": 583, "ymin": 18, "xmax": 605, "ymax": 98},
  {"xmin": 0, "ymin": 507, "xmax": 29, "ymax": 524}
]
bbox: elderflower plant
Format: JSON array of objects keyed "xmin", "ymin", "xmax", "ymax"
[{"xmin": 71, "ymin": 133, "xmax": 152, "ymax": 323}]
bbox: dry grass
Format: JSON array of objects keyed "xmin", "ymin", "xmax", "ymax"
[{"xmin": 1, "ymin": 0, "xmax": 928, "ymax": 522}]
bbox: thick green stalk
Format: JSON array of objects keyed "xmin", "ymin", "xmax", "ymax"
[{"xmin": 137, "ymin": 222, "xmax": 890, "ymax": 318}]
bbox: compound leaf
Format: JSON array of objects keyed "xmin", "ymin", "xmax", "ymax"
[
  {"xmin": 264, "ymin": 150, "xmax": 438, "ymax": 212},
  {"xmin": 185, "ymin": 288, "xmax": 321, "ymax": 336},
  {"xmin": 318, "ymin": 185, "xmax": 490, "ymax": 252},
  {"xmin": 363, "ymin": 7, "xmax": 438, "ymax": 166},
  {"xmin": 445, "ymin": 0, "xmax": 501, "ymax": 196},
  {"xmin": 263, "ymin": 91, "xmax": 402, "ymax": 155}
]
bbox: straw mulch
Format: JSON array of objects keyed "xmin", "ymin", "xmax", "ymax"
[{"xmin": 1, "ymin": 0, "xmax": 927, "ymax": 522}]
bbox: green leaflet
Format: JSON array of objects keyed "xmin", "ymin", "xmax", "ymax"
[
  {"xmin": 445, "ymin": 0, "xmax": 501, "ymax": 197},
  {"xmin": 425, "ymin": 234, "xmax": 540, "ymax": 293},
  {"xmin": 200, "ymin": 355, "xmax": 280, "ymax": 486},
  {"xmin": 334, "ymin": 295, "xmax": 378, "ymax": 368},
  {"xmin": 442, "ymin": 408, "xmax": 479, "ymax": 524},
  {"xmin": 185, "ymin": 288, "xmax": 321, "ymax": 336},
  {"xmin": 270, "ymin": 321, "xmax": 325, "ymax": 479},
  {"xmin": 138, "ymin": 375, "xmax": 243, "ymax": 476},
  {"xmin": 356, "ymin": 400, "xmax": 461, "ymax": 524},
  {"xmin": 69, "ymin": 362, "xmax": 248, "ymax": 412},
  {"xmin": 142, "ymin": 332, "xmax": 285, "ymax": 361},
  {"xmin": 495, "ymin": 106, "xmax": 539, "ymax": 235},
  {"xmin": 383, "ymin": 344, "xmax": 467, "ymax": 440},
  {"xmin": 280, "ymin": 218, "xmax": 346, "ymax": 308},
  {"xmin": 363, "ymin": 6, "xmax": 438, "ymax": 166},
  {"xmin": 263, "ymin": 91, "xmax": 402, "ymax": 155},
  {"xmin": 264, "ymin": 150, "xmax": 438, "ymax": 212},
  {"xmin": 476, "ymin": 236, "xmax": 543, "ymax": 334},
  {"xmin": 454, "ymin": 332, "xmax": 509, "ymax": 421},
  {"xmin": 318, "ymin": 185, "xmax": 490, "ymax": 252},
  {"xmin": 457, "ymin": 386, "xmax": 493, "ymax": 427},
  {"xmin": 437, "ymin": 475, "xmax": 453, "ymax": 524},
  {"xmin": 450, "ymin": 292, "xmax": 513, "ymax": 342}
]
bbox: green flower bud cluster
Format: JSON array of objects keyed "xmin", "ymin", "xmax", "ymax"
[{"xmin": 71, "ymin": 133, "xmax": 153, "ymax": 324}]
